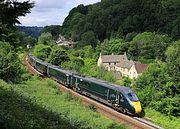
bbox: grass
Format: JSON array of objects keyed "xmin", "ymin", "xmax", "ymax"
[
  {"xmin": 12, "ymin": 77, "xmax": 127, "ymax": 129},
  {"xmin": 0, "ymin": 80, "xmax": 78, "ymax": 129},
  {"xmin": 145, "ymin": 108, "xmax": 180, "ymax": 129}
]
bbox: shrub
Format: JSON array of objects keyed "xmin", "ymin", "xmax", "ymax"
[
  {"xmin": 33, "ymin": 44, "xmax": 51, "ymax": 60},
  {"xmin": 0, "ymin": 42, "xmax": 22, "ymax": 83}
]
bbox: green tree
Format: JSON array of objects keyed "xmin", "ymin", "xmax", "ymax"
[
  {"xmin": 0, "ymin": 42, "xmax": 22, "ymax": 82},
  {"xmin": 80, "ymin": 31, "xmax": 98, "ymax": 48},
  {"xmin": 33, "ymin": 44, "xmax": 51, "ymax": 60},
  {"xmin": 0, "ymin": 0, "xmax": 34, "ymax": 46},
  {"xmin": 37, "ymin": 32, "xmax": 56, "ymax": 46},
  {"xmin": 97, "ymin": 38, "xmax": 128, "ymax": 55},
  {"xmin": 116, "ymin": 77, "xmax": 132, "ymax": 87},
  {"xmin": 165, "ymin": 40, "xmax": 180, "ymax": 95},
  {"xmin": 128, "ymin": 32, "xmax": 173, "ymax": 62},
  {"xmin": 61, "ymin": 58, "xmax": 84, "ymax": 72},
  {"xmin": 43, "ymin": 25, "xmax": 62, "ymax": 38},
  {"xmin": 48, "ymin": 47, "xmax": 69, "ymax": 65}
]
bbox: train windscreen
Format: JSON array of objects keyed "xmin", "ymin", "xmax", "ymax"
[{"xmin": 127, "ymin": 92, "xmax": 139, "ymax": 101}]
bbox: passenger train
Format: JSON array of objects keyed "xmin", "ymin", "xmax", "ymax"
[{"xmin": 28, "ymin": 53, "xmax": 143, "ymax": 116}]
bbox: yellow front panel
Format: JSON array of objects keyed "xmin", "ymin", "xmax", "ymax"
[{"xmin": 132, "ymin": 101, "xmax": 142, "ymax": 113}]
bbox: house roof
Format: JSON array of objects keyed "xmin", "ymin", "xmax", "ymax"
[
  {"xmin": 135, "ymin": 63, "xmax": 148, "ymax": 73},
  {"xmin": 116, "ymin": 60, "xmax": 134, "ymax": 69},
  {"xmin": 101, "ymin": 54, "xmax": 127, "ymax": 63}
]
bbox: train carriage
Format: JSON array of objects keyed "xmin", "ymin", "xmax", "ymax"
[
  {"xmin": 28, "ymin": 53, "xmax": 36, "ymax": 67},
  {"xmin": 35, "ymin": 59, "xmax": 48, "ymax": 75},
  {"xmin": 47, "ymin": 65, "xmax": 73, "ymax": 87}
]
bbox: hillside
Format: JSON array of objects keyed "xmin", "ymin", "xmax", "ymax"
[
  {"xmin": 61, "ymin": 0, "xmax": 180, "ymax": 47},
  {"xmin": 18, "ymin": 26, "xmax": 44, "ymax": 37}
]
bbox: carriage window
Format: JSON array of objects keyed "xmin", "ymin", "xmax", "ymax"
[
  {"xmin": 127, "ymin": 92, "xmax": 139, "ymax": 101},
  {"xmin": 110, "ymin": 94, "xmax": 116, "ymax": 99}
]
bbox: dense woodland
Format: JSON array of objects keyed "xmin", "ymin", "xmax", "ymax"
[
  {"xmin": 17, "ymin": 26, "xmax": 43, "ymax": 37},
  {"xmin": 0, "ymin": 0, "xmax": 180, "ymax": 128},
  {"xmin": 61, "ymin": 0, "xmax": 180, "ymax": 47}
]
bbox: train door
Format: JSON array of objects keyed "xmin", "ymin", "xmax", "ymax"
[
  {"xmin": 75, "ymin": 78, "xmax": 79, "ymax": 91},
  {"xmin": 115, "ymin": 91, "xmax": 120, "ymax": 105},
  {"xmin": 107, "ymin": 89, "xmax": 117, "ymax": 103},
  {"xmin": 66, "ymin": 74, "xmax": 70, "ymax": 86}
]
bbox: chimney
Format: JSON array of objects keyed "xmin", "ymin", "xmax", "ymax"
[
  {"xmin": 124, "ymin": 52, "xmax": 127, "ymax": 56},
  {"xmin": 112, "ymin": 53, "xmax": 114, "ymax": 55},
  {"xmin": 124, "ymin": 52, "xmax": 127, "ymax": 60},
  {"xmin": 100, "ymin": 53, "xmax": 102, "ymax": 57}
]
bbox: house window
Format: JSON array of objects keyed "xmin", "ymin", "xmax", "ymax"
[{"xmin": 109, "ymin": 62, "xmax": 111, "ymax": 65}]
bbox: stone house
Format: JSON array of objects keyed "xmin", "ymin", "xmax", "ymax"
[
  {"xmin": 56, "ymin": 35, "xmax": 76, "ymax": 48},
  {"xmin": 115, "ymin": 60, "xmax": 134, "ymax": 77},
  {"xmin": 97, "ymin": 52, "xmax": 128, "ymax": 71},
  {"xmin": 128, "ymin": 63, "xmax": 148, "ymax": 79},
  {"xmin": 97, "ymin": 53, "xmax": 148, "ymax": 79}
]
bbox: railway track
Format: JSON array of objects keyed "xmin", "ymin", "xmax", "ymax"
[{"xmin": 23, "ymin": 55, "xmax": 164, "ymax": 129}]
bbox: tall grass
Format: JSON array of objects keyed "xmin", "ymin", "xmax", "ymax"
[
  {"xmin": 145, "ymin": 108, "xmax": 180, "ymax": 129},
  {"xmin": 2, "ymin": 78, "xmax": 127, "ymax": 129}
]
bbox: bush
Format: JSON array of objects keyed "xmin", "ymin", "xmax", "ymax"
[
  {"xmin": 61, "ymin": 58, "xmax": 84, "ymax": 72},
  {"xmin": 33, "ymin": 44, "xmax": 51, "ymax": 60},
  {"xmin": 0, "ymin": 42, "xmax": 22, "ymax": 83},
  {"xmin": 47, "ymin": 46, "xmax": 69, "ymax": 65}
]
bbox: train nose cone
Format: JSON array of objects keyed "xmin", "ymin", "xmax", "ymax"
[{"xmin": 132, "ymin": 101, "xmax": 142, "ymax": 113}]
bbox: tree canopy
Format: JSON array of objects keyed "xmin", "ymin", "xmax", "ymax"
[
  {"xmin": 0, "ymin": 42, "xmax": 22, "ymax": 82},
  {"xmin": 61, "ymin": 0, "xmax": 180, "ymax": 47},
  {"xmin": 0, "ymin": 0, "xmax": 34, "ymax": 45}
]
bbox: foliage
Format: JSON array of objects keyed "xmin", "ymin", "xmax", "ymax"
[
  {"xmin": 61, "ymin": 58, "xmax": 84, "ymax": 72},
  {"xmin": 115, "ymin": 77, "xmax": 132, "ymax": 87},
  {"xmin": 33, "ymin": 44, "xmax": 51, "ymax": 60},
  {"xmin": 0, "ymin": 80, "xmax": 81, "ymax": 129},
  {"xmin": 80, "ymin": 58, "xmax": 116, "ymax": 82},
  {"xmin": 145, "ymin": 108, "xmax": 180, "ymax": 129},
  {"xmin": 0, "ymin": 42, "xmax": 22, "ymax": 82},
  {"xmin": 2, "ymin": 78, "xmax": 126, "ymax": 129},
  {"xmin": 42, "ymin": 25, "xmax": 62, "ymax": 38},
  {"xmin": 17, "ymin": 26, "xmax": 43, "ymax": 37},
  {"xmin": 80, "ymin": 31, "xmax": 98, "ymax": 48},
  {"xmin": 97, "ymin": 38, "xmax": 129, "ymax": 55},
  {"xmin": 165, "ymin": 40, "xmax": 180, "ymax": 92},
  {"xmin": 136, "ymin": 62, "xmax": 180, "ymax": 116},
  {"xmin": 61, "ymin": 0, "xmax": 180, "ymax": 47},
  {"xmin": 0, "ymin": 0, "xmax": 34, "ymax": 46},
  {"xmin": 128, "ymin": 32, "xmax": 173, "ymax": 62},
  {"xmin": 37, "ymin": 32, "xmax": 56, "ymax": 46},
  {"xmin": 47, "ymin": 46, "xmax": 69, "ymax": 66}
]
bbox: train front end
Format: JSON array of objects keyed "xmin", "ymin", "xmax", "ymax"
[{"xmin": 126, "ymin": 92, "xmax": 142, "ymax": 114}]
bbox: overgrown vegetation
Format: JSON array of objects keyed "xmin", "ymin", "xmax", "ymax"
[{"xmin": 0, "ymin": 78, "xmax": 127, "ymax": 129}]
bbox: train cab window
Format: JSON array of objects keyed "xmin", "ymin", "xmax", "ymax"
[{"xmin": 127, "ymin": 92, "xmax": 139, "ymax": 101}]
